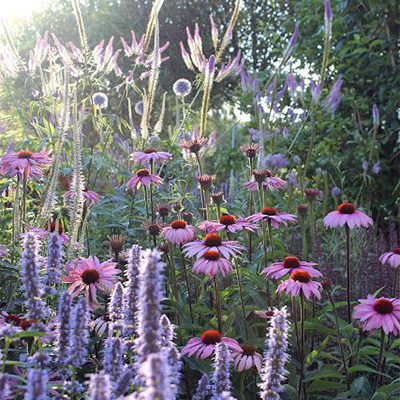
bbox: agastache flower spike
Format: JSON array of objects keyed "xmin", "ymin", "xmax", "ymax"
[
  {"xmin": 160, "ymin": 315, "xmax": 181, "ymax": 398},
  {"xmin": 324, "ymin": 0, "xmax": 333, "ymax": 22},
  {"xmin": 70, "ymin": 297, "xmax": 90, "ymax": 367},
  {"xmin": 56, "ymin": 291, "xmax": 72, "ymax": 365},
  {"xmin": 123, "ymin": 245, "xmax": 141, "ymax": 338},
  {"xmin": 24, "ymin": 368, "xmax": 49, "ymax": 400},
  {"xmin": 372, "ymin": 104, "xmax": 379, "ymax": 127},
  {"xmin": 43, "ymin": 232, "xmax": 62, "ymax": 295},
  {"xmin": 138, "ymin": 353, "xmax": 173, "ymax": 400},
  {"xmin": 136, "ymin": 249, "xmax": 165, "ymax": 365},
  {"xmin": 194, "ymin": 374, "xmax": 210, "ymax": 400},
  {"xmin": 259, "ymin": 307, "xmax": 290, "ymax": 399},
  {"xmin": 212, "ymin": 342, "xmax": 232, "ymax": 398},
  {"xmin": 87, "ymin": 373, "xmax": 112, "ymax": 400},
  {"xmin": 21, "ymin": 233, "xmax": 49, "ymax": 320},
  {"xmin": 0, "ymin": 373, "xmax": 9, "ymax": 399},
  {"xmin": 104, "ymin": 338, "xmax": 125, "ymax": 380},
  {"xmin": 210, "ymin": 15, "xmax": 219, "ymax": 49},
  {"xmin": 108, "ymin": 282, "xmax": 124, "ymax": 335}
]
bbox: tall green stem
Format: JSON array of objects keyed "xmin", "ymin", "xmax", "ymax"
[
  {"xmin": 180, "ymin": 246, "xmax": 195, "ymax": 326},
  {"xmin": 327, "ymin": 288, "xmax": 350, "ymax": 390},
  {"xmin": 213, "ymin": 277, "xmax": 223, "ymax": 333},
  {"xmin": 345, "ymin": 225, "xmax": 352, "ymax": 324}
]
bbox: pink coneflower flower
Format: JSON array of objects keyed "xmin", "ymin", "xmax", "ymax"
[
  {"xmin": 131, "ymin": 148, "xmax": 172, "ymax": 165},
  {"xmin": 254, "ymin": 309, "xmax": 275, "ymax": 319},
  {"xmin": 180, "ymin": 126, "xmax": 207, "ymax": 154},
  {"xmin": 63, "ymin": 188, "xmax": 100, "ymax": 206},
  {"xmin": 183, "ymin": 233, "xmax": 244, "ymax": 259},
  {"xmin": 240, "ymin": 143, "xmax": 261, "ymax": 158},
  {"xmin": 192, "ymin": 250, "xmax": 233, "ymax": 277},
  {"xmin": 90, "ymin": 314, "xmax": 110, "ymax": 336},
  {"xmin": 61, "ymin": 256, "xmax": 120, "ymax": 303},
  {"xmin": 379, "ymin": 248, "xmax": 400, "ymax": 268},
  {"xmin": 247, "ymin": 207, "xmax": 297, "ymax": 228},
  {"xmin": 127, "ymin": 168, "xmax": 163, "ymax": 189},
  {"xmin": 1, "ymin": 149, "xmax": 51, "ymax": 178},
  {"xmin": 277, "ymin": 270, "xmax": 322, "ymax": 300},
  {"xmin": 232, "ymin": 345, "xmax": 263, "ymax": 372},
  {"xmin": 353, "ymin": 295, "xmax": 400, "ymax": 335},
  {"xmin": 323, "ymin": 203, "xmax": 373, "ymax": 229},
  {"xmin": 199, "ymin": 214, "xmax": 257, "ymax": 234},
  {"xmin": 263, "ymin": 256, "xmax": 321, "ymax": 280},
  {"xmin": 162, "ymin": 219, "xmax": 196, "ymax": 245},
  {"xmin": 181, "ymin": 330, "xmax": 241, "ymax": 359}
]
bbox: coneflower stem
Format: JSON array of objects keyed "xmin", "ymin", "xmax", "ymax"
[
  {"xmin": 345, "ymin": 224, "xmax": 352, "ymax": 324},
  {"xmin": 22, "ymin": 171, "xmax": 27, "ymax": 228},
  {"xmin": 143, "ymin": 186, "xmax": 150, "ymax": 222},
  {"xmin": 327, "ymin": 287, "xmax": 350, "ymax": 390},
  {"xmin": 374, "ymin": 329, "xmax": 385, "ymax": 391},
  {"xmin": 213, "ymin": 276, "xmax": 223, "ymax": 333},
  {"xmin": 168, "ymin": 244, "xmax": 178, "ymax": 300},
  {"xmin": 300, "ymin": 216, "xmax": 307, "ymax": 259},
  {"xmin": 180, "ymin": 246, "xmax": 195, "ymax": 326},
  {"xmin": 298, "ymin": 294, "xmax": 306, "ymax": 399},
  {"xmin": 267, "ymin": 220, "xmax": 276, "ymax": 260},
  {"xmin": 232, "ymin": 257, "xmax": 249, "ymax": 340},
  {"xmin": 261, "ymin": 222, "xmax": 270, "ymax": 305}
]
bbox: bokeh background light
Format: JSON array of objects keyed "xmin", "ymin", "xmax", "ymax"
[{"xmin": 1, "ymin": 0, "xmax": 50, "ymax": 21}]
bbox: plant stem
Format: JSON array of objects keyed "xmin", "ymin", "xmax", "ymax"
[
  {"xmin": 345, "ymin": 225, "xmax": 352, "ymax": 324},
  {"xmin": 180, "ymin": 246, "xmax": 195, "ymax": 326},
  {"xmin": 233, "ymin": 258, "xmax": 249, "ymax": 340},
  {"xmin": 213, "ymin": 276, "xmax": 223, "ymax": 333},
  {"xmin": 261, "ymin": 222, "xmax": 271, "ymax": 305},
  {"xmin": 22, "ymin": 172, "xmax": 27, "ymax": 229},
  {"xmin": 267, "ymin": 220, "xmax": 276, "ymax": 260},
  {"xmin": 374, "ymin": 329, "xmax": 385, "ymax": 391},
  {"xmin": 327, "ymin": 288, "xmax": 350, "ymax": 390}
]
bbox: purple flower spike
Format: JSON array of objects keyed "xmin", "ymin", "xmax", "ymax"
[
  {"xmin": 372, "ymin": 104, "xmax": 379, "ymax": 127},
  {"xmin": 324, "ymin": 0, "xmax": 333, "ymax": 22},
  {"xmin": 288, "ymin": 23, "xmax": 300, "ymax": 49}
]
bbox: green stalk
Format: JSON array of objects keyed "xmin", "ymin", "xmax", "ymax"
[
  {"xmin": 345, "ymin": 225, "xmax": 352, "ymax": 324},
  {"xmin": 327, "ymin": 287, "xmax": 350, "ymax": 390},
  {"xmin": 213, "ymin": 276, "xmax": 223, "ymax": 333}
]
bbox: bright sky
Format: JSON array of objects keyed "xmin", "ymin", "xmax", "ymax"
[{"xmin": 0, "ymin": 0, "xmax": 50, "ymax": 21}]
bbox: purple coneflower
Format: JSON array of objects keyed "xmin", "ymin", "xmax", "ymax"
[
  {"xmin": 277, "ymin": 270, "xmax": 322, "ymax": 300},
  {"xmin": 131, "ymin": 148, "xmax": 172, "ymax": 165},
  {"xmin": 127, "ymin": 169, "xmax": 163, "ymax": 189},
  {"xmin": 162, "ymin": 220, "xmax": 196, "ymax": 245},
  {"xmin": 247, "ymin": 208, "xmax": 297, "ymax": 228},
  {"xmin": 263, "ymin": 256, "xmax": 321, "ymax": 280}
]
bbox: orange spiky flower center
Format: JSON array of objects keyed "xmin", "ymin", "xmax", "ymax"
[
  {"xmin": 18, "ymin": 151, "xmax": 33, "ymax": 159},
  {"xmin": 203, "ymin": 250, "xmax": 220, "ymax": 261},
  {"xmin": 262, "ymin": 207, "xmax": 277, "ymax": 216},
  {"xmin": 201, "ymin": 330, "xmax": 222, "ymax": 344},
  {"xmin": 136, "ymin": 169, "xmax": 150, "ymax": 177},
  {"xmin": 241, "ymin": 345, "xmax": 256, "ymax": 356},
  {"xmin": 219, "ymin": 214, "xmax": 236, "ymax": 226},
  {"xmin": 283, "ymin": 256, "xmax": 301, "ymax": 269},
  {"xmin": 204, "ymin": 233, "xmax": 222, "ymax": 247},
  {"xmin": 291, "ymin": 270, "xmax": 311, "ymax": 283},
  {"xmin": 374, "ymin": 299, "xmax": 393, "ymax": 315},
  {"xmin": 143, "ymin": 148, "xmax": 157, "ymax": 154},
  {"xmin": 81, "ymin": 269, "xmax": 100, "ymax": 285},
  {"xmin": 338, "ymin": 203, "xmax": 356, "ymax": 214},
  {"xmin": 170, "ymin": 220, "xmax": 187, "ymax": 229}
]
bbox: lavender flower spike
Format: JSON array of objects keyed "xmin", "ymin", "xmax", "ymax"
[
  {"xmin": 21, "ymin": 233, "xmax": 49, "ymax": 320},
  {"xmin": 70, "ymin": 297, "xmax": 90, "ymax": 367},
  {"xmin": 44, "ymin": 232, "xmax": 62, "ymax": 294},
  {"xmin": 372, "ymin": 104, "xmax": 379, "ymax": 127},
  {"xmin": 56, "ymin": 291, "xmax": 72, "ymax": 365},
  {"xmin": 123, "ymin": 245, "xmax": 142, "ymax": 338},
  {"xmin": 288, "ymin": 23, "xmax": 300, "ymax": 49},
  {"xmin": 104, "ymin": 337, "xmax": 125, "ymax": 380},
  {"xmin": 24, "ymin": 368, "xmax": 48, "ymax": 400},
  {"xmin": 136, "ymin": 249, "xmax": 165, "ymax": 365},
  {"xmin": 160, "ymin": 315, "xmax": 181, "ymax": 398},
  {"xmin": 324, "ymin": 0, "xmax": 333, "ymax": 22},
  {"xmin": 259, "ymin": 307, "xmax": 290, "ymax": 400},
  {"xmin": 0, "ymin": 373, "xmax": 9, "ymax": 399},
  {"xmin": 212, "ymin": 342, "xmax": 232, "ymax": 398},
  {"xmin": 194, "ymin": 374, "xmax": 210, "ymax": 400},
  {"xmin": 138, "ymin": 353, "xmax": 173, "ymax": 400},
  {"xmin": 87, "ymin": 373, "xmax": 112, "ymax": 400},
  {"xmin": 108, "ymin": 282, "xmax": 124, "ymax": 336}
]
